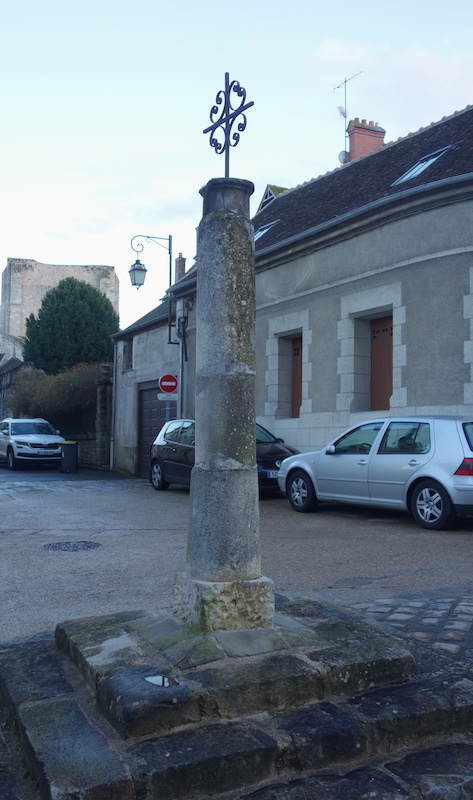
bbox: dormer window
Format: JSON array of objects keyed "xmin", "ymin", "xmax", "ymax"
[
  {"xmin": 254, "ymin": 220, "xmax": 279, "ymax": 241},
  {"xmin": 391, "ymin": 146, "xmax": 451, "ymax": 187}
]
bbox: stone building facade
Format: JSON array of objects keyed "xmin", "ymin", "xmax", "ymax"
[
  {"xmin": 111, "ymin": 258, "xmax": 195, "ymax": 476},
  {"xmin": 252, "ymin": 106, "xmax": 473, "ymax": 451},
  {"xmin": 0, "ymin": 258, "xmax": 119, "ymax": 343},
  {"xmin": 109, "ymin": 105, "xmax": 473, "ymax": 472}
]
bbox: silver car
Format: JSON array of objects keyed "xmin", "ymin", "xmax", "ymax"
[{"xmin": 277, "ymin": 416, "xmax": 473, "ymax": 530}]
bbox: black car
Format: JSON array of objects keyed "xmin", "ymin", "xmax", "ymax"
[{"xmin": 150, "ymin": 419, "xmax": 299, "ymax": 492}]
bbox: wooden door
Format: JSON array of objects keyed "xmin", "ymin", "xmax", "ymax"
[
  {"xmin": 292, "ymin": 336, "xmax": 302, "ymax": 418},
  {"xmin": 138, "ymin": 387, "xmax": 177, "ymax": 477},
  {"xmin": 371, "ymin": 316, "xmax": 393, "ymax": 411}
]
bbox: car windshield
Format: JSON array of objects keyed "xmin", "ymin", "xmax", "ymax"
[
  {"xmin": 256, "ymin": 424, "xmax": 278, "ymax": 444},
  {"xmin": 333, "ymin": 422, "xmax": 383, "ymax": 454},
  {"xmin": 159, "ymin": 421, "xmax": 280, "ymax": 446},
  {"xmin": 11, "ymin": 422, "xmax": 56, "ymax": 436}
]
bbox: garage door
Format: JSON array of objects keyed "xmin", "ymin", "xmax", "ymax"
[{"xmin": 138, "ymin": 386, "xmax": 177, "ymax": 477}]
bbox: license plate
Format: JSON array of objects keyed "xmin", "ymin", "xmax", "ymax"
[
  {"xmin": 266, "ymin": 470, "xmax": 279, "ymax": 479},
  {"xmin": 42, "ymin": 450, "xmax": 56, "ymax": 455}
]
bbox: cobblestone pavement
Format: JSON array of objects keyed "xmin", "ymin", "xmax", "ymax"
[{"xmin": 347, "ymin": 590, "xmax": 473, "ymax": 659}]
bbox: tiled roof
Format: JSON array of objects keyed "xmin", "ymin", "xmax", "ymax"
[
  {"xmin": 114, "ymin": 265, "xmax": 197, "ymax": 339},
  {"xmin": 0, "ymin": 357, "xmax": 24, "ymax": 375},
  {"xmin": 113, "ymin": 301, "xmax": 169, "ymax": 339},
  {"xmin": 253, "ymin": 106, "xmax": 473, "ymax": 253}
]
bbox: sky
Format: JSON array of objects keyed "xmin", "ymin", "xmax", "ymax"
[{"xmin": 1, "ymin": 0, "xmax": 472, "ymax": 329}]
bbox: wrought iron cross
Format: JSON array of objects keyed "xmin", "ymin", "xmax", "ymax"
[{"xmin": 203, "ymin": 72, "xmax": 254, "ymax": 177}]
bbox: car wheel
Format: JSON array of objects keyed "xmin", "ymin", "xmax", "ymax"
[
  {"xmin": 410, "ymin": 480, "xmax": 455, "ymax": 530},
  {"xmin": 151, "ymin": 461, "xmax": 169, "ymax": 491},
  {"xmin": 7, "ymin": 447, "xmax": 17, "ymax": 471},
  {"xmin": 287, "ymin": 469, "xmax": 318, "ymax": 512}
]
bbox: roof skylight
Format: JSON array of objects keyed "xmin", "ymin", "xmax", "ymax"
[
  {"xmin": 391, "ymin": 146, "xmax": 451, "ymax": 187},
  {"xmin": 254, "ymin": 220, "xmax": 279, "ymax": 241}
]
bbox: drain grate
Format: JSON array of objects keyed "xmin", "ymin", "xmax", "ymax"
[{"xmin": 43, "ymin": 541, "xmax": 102, "ymax": 552}]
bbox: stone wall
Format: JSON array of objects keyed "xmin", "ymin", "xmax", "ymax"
[
  {"xmin": 255, "ymin": 195, "xmax": 473, "ymax": 453},
  {"xmin": 0, "ymin": 330, "xmax": 25, "ymax": 368},
  {"xmin": 72, "ymin": 366, "xmax": 113, "ymax": 468},
  {"xmin": 1, "ymin": 258, "xmax": 119, "ymax": 338}
]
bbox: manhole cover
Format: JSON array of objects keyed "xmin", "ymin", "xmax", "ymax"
[{"xmin": 43, "ymin": 541, "xmax": 102, "ymax": 552}]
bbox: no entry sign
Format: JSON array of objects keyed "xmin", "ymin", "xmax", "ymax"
[{"xmin": 159, "ymin": 374, "xmax": 178, "ymax": 393}]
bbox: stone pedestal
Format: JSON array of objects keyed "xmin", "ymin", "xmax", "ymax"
[
  {"xmin": 174, "ymin": 573, "xmax": 274, "ymax": 632},
  {"xmin": 173, "ymin": 177, "xmax": 274, "ymax": 631}
]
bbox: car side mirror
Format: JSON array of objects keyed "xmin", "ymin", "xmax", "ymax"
[
  {"xmin": 325, "ymin": 444, "xmax": 336, "ymax": 455},
  {"xmin": 55, "ymin": 430, "xmax": 61, "ymax": 435}
]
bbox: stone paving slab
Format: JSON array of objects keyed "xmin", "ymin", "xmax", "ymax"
[
  {"xmin": 241, "ymin": 766, "xmax": 413, "ymax": 799},
  {"xmin": 385, "ymin": 740, "xmax": 473, "ymax": 797},
  {"xmin": 96, "ymin": 665, "xmax": 203, "ymax": 738},
  {"xmin": 239, "ymin": 741, "xmax": 473, "ymax": 799},
  {"xmin": 17, "ymin": 698, "xmax": 134, "ymax": 800},
  {"xmin": 131, "ymin": 723, "xmax": 279, "ymax": 800}
]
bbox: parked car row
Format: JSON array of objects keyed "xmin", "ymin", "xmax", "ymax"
[
  {"xmin": 150, "ymin": 415, "xmax": 473, "ymax": 532},
  {"xmin": 5, "ymin": 413, "xmax": 472, "ymax": 533},
  {"xmin": 0, "ymin": 418, "xmax": 65, "ymax": 469}
]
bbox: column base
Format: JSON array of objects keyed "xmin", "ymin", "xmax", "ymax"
[{"xmin": 173, "ymin": 572, "xmax": 275, "ymax": 632}]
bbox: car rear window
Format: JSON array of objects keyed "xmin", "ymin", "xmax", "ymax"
[{"xmin": 462, "ymin": 422, "xmax": 473, "ymax": 451}]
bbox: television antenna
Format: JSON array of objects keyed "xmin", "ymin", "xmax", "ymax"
[{"xmin": 333, "ymin": 71, "xmax": 362, "ymax": 158}]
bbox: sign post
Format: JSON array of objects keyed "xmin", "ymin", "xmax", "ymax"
[{"xmin": 158, "ymin": 375, "xmax": 178, "ymax": 422}]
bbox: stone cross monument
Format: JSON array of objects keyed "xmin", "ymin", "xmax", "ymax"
[{"xmin": 174, "ymin": 76, "xmax": 274, "ymax": 632}]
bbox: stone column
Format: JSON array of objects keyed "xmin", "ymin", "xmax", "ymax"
[{"xmin": 174, "ymin": 178, "xmax": 274, "ymax": 632}]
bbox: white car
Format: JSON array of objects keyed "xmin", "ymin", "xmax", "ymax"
[
  {"xmin": 277, "ymin": 416, "xmax": 473, "ymax": 530},
  {"xmin": 0, "ymin": 418, "xmax": 65, "ymax": 470}
]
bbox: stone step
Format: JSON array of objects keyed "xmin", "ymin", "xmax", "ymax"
[
  {"xmin": 4, "ymin": 647, "xmax": 473, "ymax": 800},
  {"xmin": 54, "ymin": 605, "xmax": 415, "ymax": 738},
  {"xmin": 237, "ymin": 740, "xmax": 473, "ymax": 800},
  {"xmin": 2, "ymin": 599, "xmax": 473, "ymax": 799},
  {"xmin": 124, "ymin": 676, "xmax": 473, "ymax": 800}
]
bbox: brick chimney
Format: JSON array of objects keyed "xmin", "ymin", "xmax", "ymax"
[
  {"xmin": 347, "ymin": 118, "xmax": 385, "ymax": 162},
  {"xmin": 174, "ymin": 253, "xmax": 186, "ymax": 282}
]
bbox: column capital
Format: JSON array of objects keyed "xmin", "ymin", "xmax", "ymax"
[{"xmin": 200, "ymin": 178, "xmax": 254, "ymax": 217}]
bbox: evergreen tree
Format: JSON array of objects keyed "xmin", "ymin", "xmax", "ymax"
[{"xmin": 23, "ymin": 277, "xmax": 119, "ymax": 373}]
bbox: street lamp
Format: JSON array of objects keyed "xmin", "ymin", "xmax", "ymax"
[
  {"xmin": 129, "ymin": 234, "xmax": 172, "ymax": 290},
  {"xmin": 129, "ymin": 234, "xmax": 177, "ymax": 346},
  {"xmin": 128, "ymin": 258, "xmax": 147, "ymax": 287}
]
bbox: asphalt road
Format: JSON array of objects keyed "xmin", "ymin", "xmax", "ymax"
[{"xmin": 1, "ymin": 462, "xmax": 473, "ymax": 645}]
